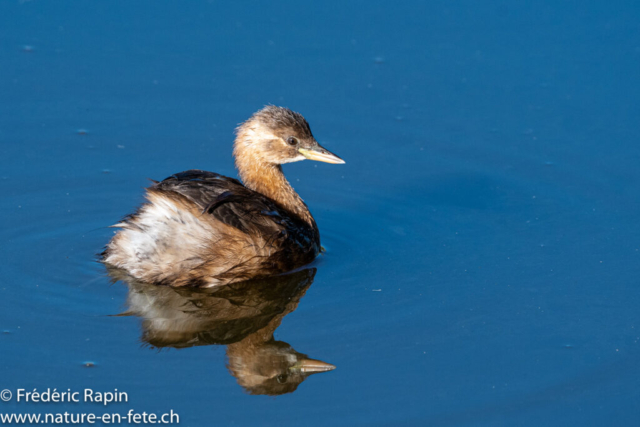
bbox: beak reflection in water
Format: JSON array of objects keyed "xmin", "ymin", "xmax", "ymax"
[{"xmin": 107, "ymin": 267, "xmax": 335, "ymax": 396}]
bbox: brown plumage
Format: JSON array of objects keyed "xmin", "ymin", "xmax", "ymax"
[{"xmin": 102, "ymin": 106, "xmax": 344, "ymax": 287}]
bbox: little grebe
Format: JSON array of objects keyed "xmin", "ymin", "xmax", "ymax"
[{"xmin": 103, "ymin": 106, "xmax": 344, "ymax": 287}]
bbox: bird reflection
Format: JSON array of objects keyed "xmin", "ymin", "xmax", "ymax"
[{"xmin": 107, "ymin": 267, "xmax": 335, "ymax": 395}]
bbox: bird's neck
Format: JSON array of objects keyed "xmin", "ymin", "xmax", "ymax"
[{"xmin": 236, "ymin": 159, "xmax": 314, "ymax": 227}]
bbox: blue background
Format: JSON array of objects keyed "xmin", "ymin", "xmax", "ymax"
[{"xmin": 1, "ymin": 1, "xmax": 639, "ymax": 425}]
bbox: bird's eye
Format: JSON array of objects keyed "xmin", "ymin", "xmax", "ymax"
[
  {"xmin": 286, "ymin": 137, "xmax": 298, "ymax": 146},
  {"xmin": 276, "ymin": 374, "xmax": 288, "ymax": 384}
]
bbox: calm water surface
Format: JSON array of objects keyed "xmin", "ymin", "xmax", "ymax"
[{"xmin": 1, "ymin": 1, "xmax": 640, "ymax": 426}]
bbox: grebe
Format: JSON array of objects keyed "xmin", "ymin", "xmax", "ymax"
[{"xmin": 103, "ymin": 106, "xmax": 344, "ymax": 287}]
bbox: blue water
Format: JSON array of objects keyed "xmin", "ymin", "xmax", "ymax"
[{"xmin": 1, "ymin": 1, "xmax": 640, "ymax": 425}]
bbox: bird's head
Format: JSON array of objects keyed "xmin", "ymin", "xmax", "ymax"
[
  {"xmin": 227, "ymin": 340, "xmax": 335, "ymax": 396},
  {"xmin": 234, "ymin": 106, "xmax": 344, "ymax": 166}
]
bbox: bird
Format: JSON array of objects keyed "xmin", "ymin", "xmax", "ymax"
[
  {"xmin": 109, "ymin": 265, "xmax": 336, "ymax": 395},
  {"xmin": 102, "ymin": 106, "xmax": 344, "ymax": 287}
]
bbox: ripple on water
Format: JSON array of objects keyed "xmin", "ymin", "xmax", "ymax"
[
  {"xmin": 1, "ymin": 183, "xmax": 126, "ymax": 314},
  {"xmin": 1, "ymin": 169, "xmax": 452, "ymax": 317}
]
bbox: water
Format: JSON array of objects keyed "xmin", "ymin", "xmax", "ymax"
[{"xmin": 1, "ymin": 1, "xmax": 639, "ymax": 425}]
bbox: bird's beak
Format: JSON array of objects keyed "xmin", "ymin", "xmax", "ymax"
[
  {"xmin": 298, "ymin": 145, "xmax": 345, "ymax": 164},
  {"xmin": 291, "ymin": 358, "xmax": 336, "ymax": 374}
]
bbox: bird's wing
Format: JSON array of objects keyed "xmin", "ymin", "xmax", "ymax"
[
  {"xmin": 152, "ymin": 169, "xmax": 293, "ymax": 236},
  {"xmin": 153, "ymin": 170, "xmax": 244, "ymax": 208}
]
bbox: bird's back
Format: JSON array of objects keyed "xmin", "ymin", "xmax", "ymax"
[{"xmin": 103, "ymin": 170, "xmax": 320, "ymax": 287}]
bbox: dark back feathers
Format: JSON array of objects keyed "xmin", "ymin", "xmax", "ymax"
[{"xmin": 152, "ymin": 170, "xmax": 319, "ymax": 264}]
